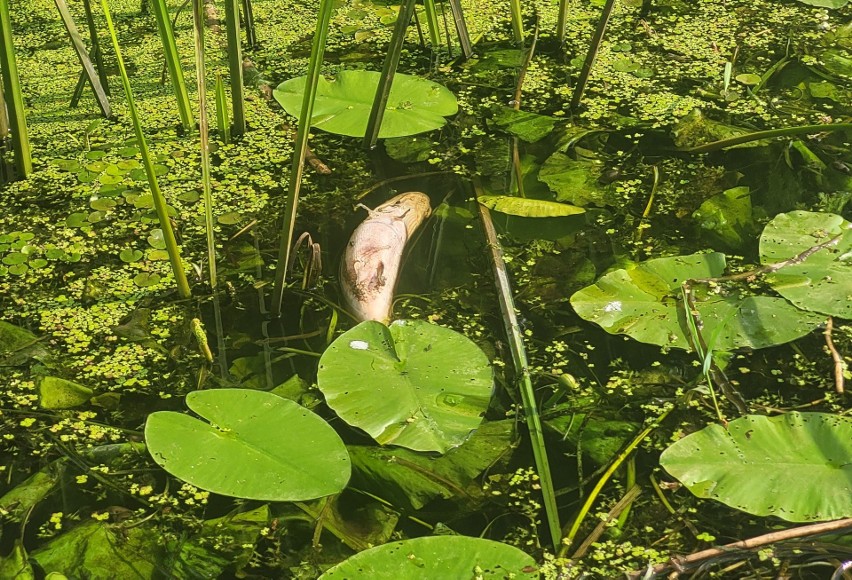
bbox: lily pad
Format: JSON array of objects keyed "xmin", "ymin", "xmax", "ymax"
[
  {"xmin": 661, "ymin": 412, "xmax": 852, "ymax": 522},
  {"xmin": 317, "ymin": 320, "xmax": 493, "ymax": 453},
  {"xmin": 273, "ymin": 70, "xmax": 458, "ymax": 139},
  {"xmin": 319, "ymin": 536, "xmax": 537, "ymax": 579},
  {"xmin": 570, "ymin": 252, "xmax": 825, "ymax": 350},
  {"xmin": 119, "ymin": 249, "xmax": 143, "ymax": 263},
  {"xmin": 145, "ymin": 389, "xmax": 351, "ymax": 501},
  {"xmin": 760, "ymin": 210, "xmax": 852, "ymax": 319}
]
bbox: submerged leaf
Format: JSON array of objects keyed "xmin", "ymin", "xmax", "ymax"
[
  {"xmin": 693, "ymin": 186, "xmax": 756, "ymax": 251},
  {"xmin": 317, "ymin": 320, "xmax": 493, "ymax": 453},
  {"xmin": 661, "ymin": 413, "xmax": 852, "ymax": 522},
  {"xmin": 490, "ymin": 107, "xmax": 558, "ymax": 142},
  {"xmin": 538, "ymin": 152, "xmax": 613, "ymax": 206},
  {"xmin": 31, "ymin": 521, "xmax": 160, "ymax": 579},
  {"xmin": 273, "ymin": 70, "xmax": 458, "ymax": 139}
]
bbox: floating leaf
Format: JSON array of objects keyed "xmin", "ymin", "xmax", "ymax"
[
  {"xmin": 133, "ymin": 272, "xmax": 161, "ymax": 288},
  {"xmin": 146, "ymin": 228, "xmax": 166, "ymax": 249},
  {"xmin": 795, "ymin": 0, "xmax": 848, "ymax": 7},
  {"xmin": 145, "ymin": 389, "xmax": 351, "ymax": 500},
  {"xmin": 478, "ymin": 195, "xmax": 585, "ymax": 218},
  {"xmin": 319, "ymin": 536, "xmax": 537, "ymax": 579},
  {"xmin": 119, "ymin": 249, "xmax": 143, "ymax": 263},
  {"xmin": 317, "ymin": 320, "xmax": 492, "ymax": 453},
  {"xmin": 760, "ymin": 211, "xmax": 852, "ymax": 319},
  {"xmin": 735, "ymin": 73, "xmax": 761, "ymax": 85},
  {"xmin": 273, "ymin": 70, "xmax": 458, "ymax": 139},
  {"xmin": 38, "ymin": 376, "xmax": 94, "ymax": 409},
  {"xmin": 661, "ymin": 412, "xmax": 852, "ymax": 522},
  {"xmin": 65, "ymin": 212, "xmax": 89, "ymax": 228},
  {"xmin": 384, "ymin": 136, "xmax": 433, "ymax": 163},
  {"xmin": 570, "ymin": 252, "xmax": 825, "ymax": 350}
]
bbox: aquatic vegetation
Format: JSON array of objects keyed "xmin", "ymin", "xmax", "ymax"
[{"xmin": 0, "ymin": 0, "xmax": 851, "ymax": 577}]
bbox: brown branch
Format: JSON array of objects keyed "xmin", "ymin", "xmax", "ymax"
[
  {"xmin": 824, "ymin": 317, "xmax": 846, "ymax": 394},
  {"xmin": 691, "ymin": 230, "xmax": 846, "ymax": 285},
  {"xmin": 629, "ymin": 518, "xmax": 852, "ymax": 577},
  {"xmin": 571, "ymin": 485, "xmax": 642, "ymax": 559}
]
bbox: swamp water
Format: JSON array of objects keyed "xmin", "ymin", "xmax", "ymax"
[{"xmin": 1, "ymin": 0, "xmax": 851, "ymax": 577}]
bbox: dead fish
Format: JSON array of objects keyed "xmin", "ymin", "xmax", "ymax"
[{"xmin": 341, "ymin": 192, "xmax": 432, "ymax": 323}]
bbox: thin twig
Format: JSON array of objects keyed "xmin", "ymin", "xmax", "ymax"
[
  {"xmin": 681, "ymin": 122, "xmax": 852, "ymax": 154},
  {"xmin": 571, "ymin": 484, "xmax": 642, "ymax": 559},
  {"xmin": 570, "ymin": 0, "xmax": 617, "ymax": 111},
  {"xmin": 509, "ymin": 17, "xmax": 539, "ymax": 198},
  {"xmin": 824, "ymin": 317, "xmax": 846, "ymax": 394},
  {"xmin": 629, "ymin": 518, "xmax": 852, "ymax": 578}
]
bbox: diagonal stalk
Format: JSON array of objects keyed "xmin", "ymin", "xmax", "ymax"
[
  {"xmin": 150, "ymin": 0, "xmax": 194, "ymax": 130},
  {"xmin": 191, "ymin": 0, "xmax": 216, "ymax": 289},
  {"xmin": 101, "ymin": 0, "xmax": 191, "ymax": 299},
  {"xmin": 475, "ymin": 179, "xmax": 561, "ymax": 549},
  {"xmin": 680, "ymin": 122, "xmax": 852, "ymax": 154},
  {"xmin": 570, "ymin": 0, "xmax": 616, "ymax": 110},
  {"xmin": 0, "ymin": 0, "xmax": 31, "ymax": 178},
  {"xmin": 363, "ymin": 0, "xmax": 417, "ymax": 150},
  {"xmin": 270, "ymin": 0, "xmax": 335, "ymax": 316}
]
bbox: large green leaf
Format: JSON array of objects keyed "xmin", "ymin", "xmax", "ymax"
[
  {"xmin": 570, "ymin": 252, "xmax": 825, "ymax": 350},
  {"xmin": 660, "ymin": 413, "xmax": 852, "ymax": 522},
  {"xmin": 317, "ymin": 320, "xmax": 492, "ymax": 453},
  {"xmin": 145, "ymin": 389, "xmax": 350, "ymax": 501},
  {"xmin": 490, "ymin": 106, "xmax": 558, "ymax": 142},
  {"xmin": 318, "ymin": 536, "xmax": 538, "ymax": 579},
  {"xmin": 273, "ymin": 70, "xmax": 458, "ymax": 138},
  {"xmin": 760, "ymin": 210, "xmax": 852, "ymax": 319}
]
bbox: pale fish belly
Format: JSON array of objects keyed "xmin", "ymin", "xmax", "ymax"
[{"xmin": 341, "ymin": 192, "xmax": 432, "ymax": 323}]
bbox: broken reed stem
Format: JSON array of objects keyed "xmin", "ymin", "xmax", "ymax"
[
  {"xmin": 558, "ymin": 405, "xmax": 672, "ymax": 557},
  {"xmin": 475, "ymin": 179, "xmax": 562, "ymax": 550},
  {"xmin": 510, "ymin": 18, "xmax": 538, "ymax": 198},
  {"xmin": 571, "ymin": 484, "xmax": 641, "ymax": 559},
  {"xmin": 570, "ymin": 0, "xmax": 617, "ymax": 111},
  {"xmin": 824, "ymin": 317, "xmax": 845, "ymax": 394}
]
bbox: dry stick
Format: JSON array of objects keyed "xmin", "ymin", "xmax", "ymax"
[
  {"xmin": 571, "ymin": 484, "xmax": 642, "ymax": 559},
  {"xmin": 681, "ymin": 281, "xmax": 749, "ymax": 415},
  {"xmin": 824, "ymin": 317, "xmax": 846, "ymax": 394},
  {"xmin": 630, "ymin": 518, "xmax": 852, "ymax": 578}
]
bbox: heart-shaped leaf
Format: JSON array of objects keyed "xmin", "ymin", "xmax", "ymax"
[
  {"xmin": 145, "ymin": 389, "xmax": 350, "ymax": 500},
  {"xmin": 570, "ymin": 252, "xmax": 825, "ymax": 350},
  {"xmin": 317, "ymin": 320, "xmax": 492, "ymax": 453},
  {"xmin": 661, "ymin": 412, "xmax": 852, "ymax": 522},
  {"xmin": 760, "ymin": 210, "xmax": 852, "ymax": 319},
  {"xmin": 319, "ymin": 536, "xmax": 538, "ymax": 579},
  {"xmin": 273, "ymin": 70, "xmax": 458, "ymax": 139}
]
